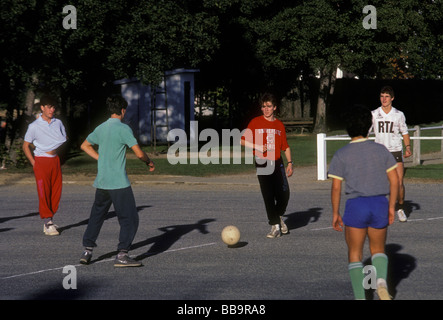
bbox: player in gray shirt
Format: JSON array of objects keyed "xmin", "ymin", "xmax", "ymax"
[{"xmin": 328, "ymin": 105, "xmax": 398, "ymax": 300}]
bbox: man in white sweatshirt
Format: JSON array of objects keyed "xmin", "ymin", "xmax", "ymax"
[{"xmin": 371, "ymin": 86, "xmax": 412, "ymax": 222}]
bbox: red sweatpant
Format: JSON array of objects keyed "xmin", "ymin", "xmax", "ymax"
[{"xmin": 33, "ymin": 156, "xmax": 62, "ymax": 219}]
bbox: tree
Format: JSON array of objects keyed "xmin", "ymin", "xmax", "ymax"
[
  {"xmin": 0, "ymin": 0, "xmax": 221, "ymax": 164},
  {"xmin": 249, "ymin": 1, "xmax": 344, "ymax": 132},
  {"xmin": 246, "ymin": 0, "xmax": 443, "ymax": 132},
  {"xmin": 105, "ymin": 0, "xmax": 219, "ymax": 85}
]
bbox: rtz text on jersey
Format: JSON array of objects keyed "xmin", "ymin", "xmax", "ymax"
[{"xmin": 377, "ymin": 121, "xmax": 395, "ymax": 133}]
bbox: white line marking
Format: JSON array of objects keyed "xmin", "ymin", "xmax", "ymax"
[
  {"xmin": 311, "ymin": 227, "xmax": 334, "ymax": 231},
  {"xmin": 3, "ymin": 216, "xmax": 443, "ymax": 280},
  {"xmin": 309, "ymin": 216, "xmax": 443, "ymax": 231},
  {"xmin": 427, "ymin": 217, "xmax": 443, "ymax": 221},
  {"xmin": 1, "ymin": 242, "xmax": 217, "ymax": 280}
]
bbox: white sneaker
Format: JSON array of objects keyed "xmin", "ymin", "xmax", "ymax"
[
  {"xmin": 280, "ymin": 217, "xmax": 288, "ymax": 234},
  {"xmin": 376, "ymin": 278, "xmax": 392, "ymax": 300},
  {"xmin": 44, "ymin": 223, "xmax": 59, "ymax": 236},
  {"xmin": 266, "ymin": 225, "xmax": 281, "ymax": 238},
  {"xmin": 397, "ymin": 209, "xmax": 407, "ymax": 222}
]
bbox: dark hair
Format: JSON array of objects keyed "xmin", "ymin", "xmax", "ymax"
[
  {"xmin": 106, "ymin": 95, "xmax": 128, "ymax": 115},
  {"xmin": 259, "ymin": 93, "xmax": 277, "ymax": 107},
  {"xmin": 380, "ymin": 85, "xmax": 395, "ymax": 98},
  {"xmin": 40, "ymin": 95, "xmax": 57, "ymax": 107},
  {"xmin": 345, "ymin": 105, "xmax": 372, "ymax": 138}
]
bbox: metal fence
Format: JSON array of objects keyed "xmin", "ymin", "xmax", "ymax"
[{"xmin": 317, "ymin": 126, "xmax": 443, "ymax": 180}]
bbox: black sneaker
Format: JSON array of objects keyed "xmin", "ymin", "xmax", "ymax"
[
  {"xmin": 80, "ymin": 250, "xmax": 92, "ymax": 265},
  {"xmin": 114, "ymin": 254, "xmax": 143, "ymax": 268}
]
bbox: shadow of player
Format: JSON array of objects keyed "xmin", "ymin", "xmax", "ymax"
[
  {"xmin": 133, "ymin": 218, "xmax": 216, "ymax": 260},
  {"xmin": 364, "ymin": 243, "xmax": 416, "ymax": 300},
  {"xmin": 282, "ymin": 207, "xmax": 322, "ymax": 232},
  {"xmin": 92, "ymin": 218, "xmax": 216, "ymax": 263}
]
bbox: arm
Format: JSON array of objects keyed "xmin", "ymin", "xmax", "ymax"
[
  {"xmin": 22, "ymin": 141, "xmax": 35, "ymax": 167},
  {"xmin": 387, "ymin": 168, "xmax": 399, "ymax": 225},
  {"xmin": 331, "ymin": 178, "xmax": 344, "ymax": 232},
  {"xmin": 240, "ymin": 138, "xmax": 267, "ymax": 153},
  {"xmin": 284, "ymin": 147, "xmax": 293, "ymax": 177},
  {"xmin": 402, "ymin": 134, "xmax": 412, "ymax": 158},
  {"xmin": 80, "ymin": 139, "xmax": 99, "ymax": 161},
  {"xmin": 131, "ymin": 144, "xmax": 155, "ymax": 172}
]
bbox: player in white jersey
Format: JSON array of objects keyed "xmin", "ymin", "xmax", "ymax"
[{"xmin": 371, "ymin": 86, "xmax": 411, "ymax": 222}]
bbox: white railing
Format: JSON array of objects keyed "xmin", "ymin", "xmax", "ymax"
[{"xmin": 317, "ymin": 125, "xmax": 443, "ymax": 180}]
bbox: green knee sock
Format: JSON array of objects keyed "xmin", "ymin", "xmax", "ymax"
[
  {"xmin": 348, "ymin": 262, "xmax": 365, "ymax": 300},
  {"xmin": 372, "ymin": 253, "xmax": 388, "ymax": 281}
]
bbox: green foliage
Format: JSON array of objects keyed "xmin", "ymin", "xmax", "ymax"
[
  {"xmin": 1, "ymin": 0, "xmax": 443, "ymax": 149},
  {"xmin": 247, "ymin": 0, "xmax": 443, "ymax": 80},
  {"xmin": 0, "ymin": 0, "xmax": 221, "ymax": 100},
  {"xmin": 104, "ymin": 0, "xmax": 220, "ymax": 85}
]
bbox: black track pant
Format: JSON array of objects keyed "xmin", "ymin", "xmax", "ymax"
[
  {"xmin": 83, "ymin": 186, "xmax": 139, "ymax": 252},
  {"xmin": 256, "ymin": 158, "xmax": 290, "ymax": 225}
]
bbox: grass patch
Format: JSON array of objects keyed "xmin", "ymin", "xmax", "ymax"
[
  {"xmin": 3, "ymin": 124, "xmax": 442, "ymax": 180},
  {"xmin": 404, "ymin": 164, "xmax": 443, "ymax": 181}
]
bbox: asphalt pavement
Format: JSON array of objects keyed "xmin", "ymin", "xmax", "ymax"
[{"xmin": 1, "ymin": 165, "xmax": 442, "ymax": 311}]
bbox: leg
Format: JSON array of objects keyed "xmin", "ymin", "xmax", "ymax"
[
  {"xmin": 82, "ymin": 189, "xmax": 112, "ymax": 248},
  {"xmin": 368, "ymin": 227, "xmax": 390, "ymax": 299},
  {"xmin": 367, "ymin": 227, "xmax": 387, "ymax": 256},
  {"xmin": 368, "ymin": 227, "xmax": 388, "ymax": 280},
  {"xmin": 395, "ymin": 162, "xmax": 405, "ymax": 206},
  {"xmin": 274, "ymin": 162, "xmax": 290, "ymax": 234},
  {"xmin": 345, "ymin": 226, "xmax": 367, "ymax": 299},
  {"xmin": 257, "ymin": 174, "xmax": 280, "ymax": 225},
  {"xmin": 109, "ymin": 187, "xmax": 139, "ymax": 252},
  {"xmin": 345, "ymin": 226, "xmax": 367, "ymax": 263},
  {"xmin": 50, "ymin": 156, "xmax": 63, "ymax": 216},
  {"xmin": 274, "ymin": 161, "xmax": 290, "ymax": 217},
  {"xmin": 109, "ymin": 187, "xmax": 142, "ymax": 268},
  {"xmin": 33, "ymin": 157, "xmax": 54, "ymax": 219},
  {"xmin": 394, "ymin": 162, "xmax": 407, "ymax": 222}
]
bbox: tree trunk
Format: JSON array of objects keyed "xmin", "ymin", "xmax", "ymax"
[
  {"xmin": 24, "ymin": 74, "xmax": 38, "ymax": 116},
  {"xmin": 313, "ymin": 67, "xmax": 337, "ymax": 133},
  {"xmin": 7, "ymin": 75, "xmax": 38, "ymax": 166},
  {"xmin": 24, "ymin": 87, "xmax": 36, "ymax": 116}
]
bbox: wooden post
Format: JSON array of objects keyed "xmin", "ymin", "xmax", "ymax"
[
  {"xmin": 441, "ymin": 127, "xmax": 443, "ymax": 159},
  {"xmin": 317, "ymin": 133, "xmax": 327, "ymax": 180},
  {"xmin": 413, "ymin": 125, "xmax": 421, "ymax": 166}
]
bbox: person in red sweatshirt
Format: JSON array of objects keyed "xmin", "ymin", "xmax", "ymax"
[{"xmin": 241, "ymin": 93, "xmax": 293, "ymax": 238}]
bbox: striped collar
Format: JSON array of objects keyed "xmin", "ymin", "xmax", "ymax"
[{"xmin": 350, "ymin": 138, "xmax": 369, "ymax": 143}]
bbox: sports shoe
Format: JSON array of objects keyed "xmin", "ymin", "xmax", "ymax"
[
  {"xmin": 397, "ymin": 209, "xmax": 407, "ymax": 222},
  {"xmin": 266, "ymin": 225, "xmax": 281, "ymax": 238},
  {"xmin": 43, "ymin": 223, "xmax": 59, "ymax": 236},
  {"xmin": 280, "ymin": 217, "xmax": 288, "ymax": 234},
  {"xmin": 376, "ymin": 279, "xmax": 392, "ymax": 300},
  {"xmin": 79, "ymin": 250, "xmax": 92, "ymax": 265},
  {"xmin": 114, "ymin": 254, "xmax": 143, "ymax": 268}
]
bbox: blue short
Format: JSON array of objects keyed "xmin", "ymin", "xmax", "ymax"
[{"xmin": 343, "ymin": 196, "xmax": 389, "ymax": 229}]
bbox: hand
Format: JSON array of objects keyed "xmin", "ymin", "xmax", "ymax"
[
  {"xmin": 404, "ymin": 147, "xmax": 412, "ymax": 158},
  {"xmin": 286, "ymin": 164, "xmax": 293, "ymax": 177},
  {"xmin": 332, "ymin": 214, "xmax": 344, "ymax": 232},
  {"xmin": 388, "ymin": 207, "xmax": 395, "ymax": 225},
  {"xmin": 255, "ymin": 144, "xmax": 267, "ymax": 153},
  {"xmin": 147, "ymin": 161, "xmax": 155, "ymax": 172}
]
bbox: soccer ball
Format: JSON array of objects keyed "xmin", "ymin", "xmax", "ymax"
[{"xmin": 221, "ymin": 225, "xmax": 240, "ymax": 246}]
